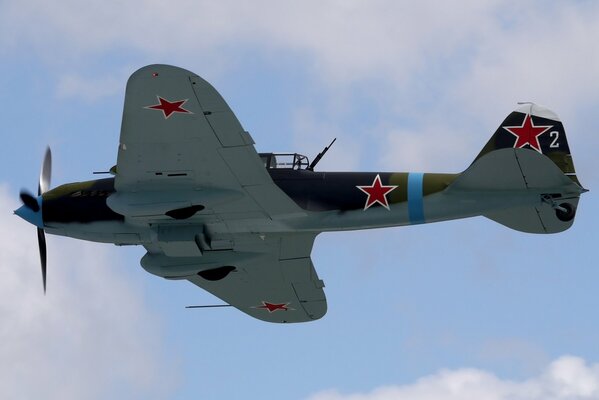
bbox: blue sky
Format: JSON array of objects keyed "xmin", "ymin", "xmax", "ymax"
[{"xmin": 1, "ymin": 1, "xmax": 599, "ymax": 399}]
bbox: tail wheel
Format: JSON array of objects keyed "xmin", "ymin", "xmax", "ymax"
[{"xmin": 556, "ymin": 203, "xmax": 576, "ymax": 222}]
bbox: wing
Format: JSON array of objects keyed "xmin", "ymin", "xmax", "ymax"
[
  {"xmin": 142, "ymin": 233, "xmax": 327, "ymax": 323},
  {"xmin": 112, "ymin": 64, "xmax": 302, "ymax": 220},
  {"xmin": 114, "ymin": 65, "xmax": 326, "ymax": 322}
]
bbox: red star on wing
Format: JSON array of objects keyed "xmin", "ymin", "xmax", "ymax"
[
  {"xmin": 255, "ymin": 301, "xmax": 293, "ymax": 313},
  {"xmin": 503, "ymin": 114, "xmax": 552, "ymax": 153},
  {"xmin": 145, "ymin": 96, "xmax": 193, "ymax": 119},
  {"xmin": 357, "ymin": 174, "xmax": 398, "ymax": 210}
]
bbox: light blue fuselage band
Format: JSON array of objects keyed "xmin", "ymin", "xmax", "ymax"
[{"xmin": 407, "ymin": 173, "xmax": 425, "ymax": 224}]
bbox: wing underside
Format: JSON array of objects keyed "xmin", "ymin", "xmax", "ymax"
[
  {"xmin": 188, "ymin": 253, "xmax": 326, "ymax": 323},
  {"xmin": 113, "ymin": 64, "xmax": 325, "ymax": 322},
  {"xmin": 142, "ymin": 233, "xmax": 327, "ymax": 323}
]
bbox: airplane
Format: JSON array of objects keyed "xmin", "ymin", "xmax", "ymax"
[{"xmin": 15, "ymin": 64, "xmax": 587, "ymax": 323}]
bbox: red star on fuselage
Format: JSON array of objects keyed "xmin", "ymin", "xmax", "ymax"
[
  {"xmin": 503, "ymin": 114, "xmax": 552, "ymax": 153},
  {"xmin": 145, "ymin": 96, "xmax": 192, "ymax": 119},
  {"xmin": 256, "ymin": 301, "xmax": 292, "ymax": 313},
  {"xmin": 356, "ymin": 174, "xmax": 398, "ymax": 210}
]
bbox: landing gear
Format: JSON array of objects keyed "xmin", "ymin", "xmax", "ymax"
[
  {"xmin": 541, "ymin": 194, "xmax": 576, "ymax": 222},
  {"xmin": 555, "ymin": 202, "xmax": 576, "ymax": 222}
]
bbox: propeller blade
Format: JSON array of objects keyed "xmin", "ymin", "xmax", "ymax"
[
  {"xmin": 37, "ymin": 228, "xmax": 47, "ymax": 294},
  {"xmin": 19, "ymin": 190, "xmax": 40, "ymax": 212},
  {"xmin": 38, "ymin": 147, "xmax": 52, "ymax": 195}
]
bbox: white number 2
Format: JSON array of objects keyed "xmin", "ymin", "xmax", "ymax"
[{"xmin": 549, "ymin": 131, "xmax": 560, "ymax": 148}]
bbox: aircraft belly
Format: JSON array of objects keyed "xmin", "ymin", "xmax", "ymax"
[
  {"xmin": 292, "ymin": 190, "xmax": 555, "ymax": 232},
  {"xmin": 419, "ymin": 191, "xmax": 542, "ymax": 224},
  {"xmin": 44, "ymin": 221, "xmax": 150, "ymax": 245}
]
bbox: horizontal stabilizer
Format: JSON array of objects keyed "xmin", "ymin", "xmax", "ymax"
[
  {"xmin": 449, "ymin": 148, "xmax": 584, "ymax": 233},
  {"xmin": 484, "ymin": 197, "xmax": 580, "ymax": 233},
  {"xmin": 450, "ymin": 148, "xmax": 576, "ymax": 192}
]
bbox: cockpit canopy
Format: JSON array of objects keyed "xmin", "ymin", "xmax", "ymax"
[{"xmin": 259, "ymin": 153, "xmax": 310, "ymax": 170}]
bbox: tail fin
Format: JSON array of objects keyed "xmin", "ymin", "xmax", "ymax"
[
  {"xmin": 450, "ymin": 103, "xmax": 586, "ymax": 234},
  {"xmin": 473, "ymin": 103, "xmax": 580, "ymax": 185}
]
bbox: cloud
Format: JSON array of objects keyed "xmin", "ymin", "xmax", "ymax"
[
  {"xmin": 4, "ymin": 2, "xmax": 599, "ymax": 107},
  {"xmin": 451, "ymin": 3, "xmax": 599, "ymax": 120},
  {"xmin": 1, "ymin": 0, "xmax": 494, "ymax": 76},
  {"xmin": 306, "ymin": 356, "xmax": 599, "ymax": 400},
  {"xmin": 0, "ymin": 186, "xmax": 176, "ymax": 399},
  {"xmin": 3, "ymin": 1, "xmax": 599, "ymax": 170}
]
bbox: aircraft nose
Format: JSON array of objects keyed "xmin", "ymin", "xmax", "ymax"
[{"xmin": 14, "ymin": 198, "xmax": 44, "ymax": 228}]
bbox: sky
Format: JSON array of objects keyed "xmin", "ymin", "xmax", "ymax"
[{"xmin": 1, "ymin": 1, "xmax": 598, "ymax": 399}]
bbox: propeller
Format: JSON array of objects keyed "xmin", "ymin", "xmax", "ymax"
[
  {"xmin": 19, "ymin": 191, "xmax": 39, "ymax": 212},
  {"xmin": 17, "ymin": 147, "xmax": 51, "ymax": 293}
]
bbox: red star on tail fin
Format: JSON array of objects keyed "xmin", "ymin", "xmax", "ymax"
[{"xmin": 503, "ymin": 114, "xmax": 552, "ymax": 153}]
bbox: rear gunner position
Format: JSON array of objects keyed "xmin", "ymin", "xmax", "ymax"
[{"xmin": 15, "ymin": 65, "xmax": 587, "ymax": 323}]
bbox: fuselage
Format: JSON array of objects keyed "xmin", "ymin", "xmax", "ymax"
[
  {"xmin": 24, "ymin": 167, "xmax": 531, "ymax": 246},
  {"xmin": 21, "ymin": 147, "xmax": 579, "ymax": 247}
]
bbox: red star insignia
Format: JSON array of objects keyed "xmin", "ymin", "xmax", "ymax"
[
  {"xmin": 145, "ymin": 96, "xmax": 193, "ymax": 119},
  {"xmin": 255, "ymin": 301, "xmax": 293, "ymax": 313},
  {"xmin": 503, "ymin": 114, "xmax": 552, "ymax": 153},
  {"xmin": 357, "ymin": 174, "xmax": 398, "ymax": 210}
]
